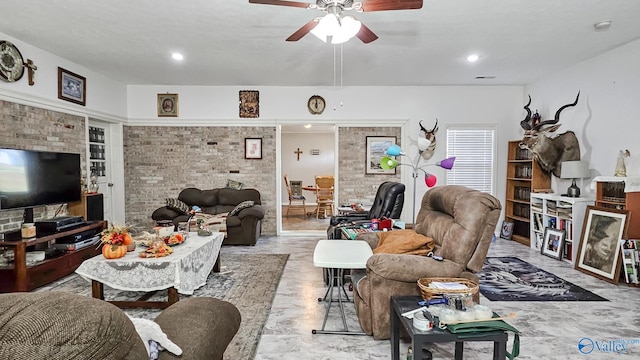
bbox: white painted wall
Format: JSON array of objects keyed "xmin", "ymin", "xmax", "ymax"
[
  {"xmin": 0, "ymin": 32, "xmax": 128, "ymax": 118},
  {"xmin": 524, "ymin": 39, "xmax": 640, "ymax": 197},
  {"xmin": 281, "ymin": 132, "xmax": 335, "ymax": 204}
]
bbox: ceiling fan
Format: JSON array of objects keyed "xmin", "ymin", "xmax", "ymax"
[{"xmin": 248, "ymin": 0, "xmax": 423, "ymax": 44}]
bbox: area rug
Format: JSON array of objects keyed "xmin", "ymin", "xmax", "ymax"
[
  {"xmin": 478, "ymin": 256, "xmax": 607, "ymax": 301},
  {"xmin": 34, "ymin": 253, "xmax": 289, "ymax": 360}
]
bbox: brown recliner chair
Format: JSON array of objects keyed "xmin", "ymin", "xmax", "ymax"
[{"xmin": 352, "ymin": 185, "xmax": 501, "ymax": 340}]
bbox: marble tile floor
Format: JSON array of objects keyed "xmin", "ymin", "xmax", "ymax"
[{"xmin": 221, "ymin": 235, "xmax": 640, "ymax": 360}]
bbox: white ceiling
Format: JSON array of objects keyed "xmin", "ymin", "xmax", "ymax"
[{"xmin": 1, "ymin": 0, "xmax": 639, "ymax": 87}]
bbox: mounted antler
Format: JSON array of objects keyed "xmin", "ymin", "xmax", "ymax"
[
  {"xmin": 518, "ymin": 92, "xmax": 582, "ymax": 177},
  {"xmin": 532, "ymin": 91, "xmax": 580, "ymax": 131},
  {"xmin": 419, "ymin": 119, "xmax": 438, "ymax": 160}
]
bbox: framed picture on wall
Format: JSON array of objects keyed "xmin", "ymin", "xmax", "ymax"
[
  {"xmin": 58, "ymin": 67, "xmax": 86, "ymax": 106},
  {"xmin": 575, "ymin": 206, "xmax": 628, "ymax": 283},
  {"xmin": 157, "ymin": 93, "xmax": 179, "ymax": 117},
  {"xmin": 245, "ymin": 138, "xmax": 262, "ymax": 159},
  {"xmin": 365, "ymin": 136, "xmax": 396, "ymax": 175},
  {"xmin": 239, "ymin": 90, "xmax": 259, "ymax": 118}
]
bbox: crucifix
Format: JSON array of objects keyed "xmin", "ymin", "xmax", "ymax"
[
  {"xmin": 294, "ymin": 148, "xmax": 303, "ymax": 161},
  {"xmin": 25, "ymin": 59, "xmax": 37, "ymax": 86}
]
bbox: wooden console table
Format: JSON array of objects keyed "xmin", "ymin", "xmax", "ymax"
[{"xmin": 0, "ymin": 220, "xmax": 107, "ymax": 292}]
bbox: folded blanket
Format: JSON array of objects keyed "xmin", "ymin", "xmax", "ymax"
[{"xmin": 373, "ymin": 229, "xmax": 435, "ymax": 256}]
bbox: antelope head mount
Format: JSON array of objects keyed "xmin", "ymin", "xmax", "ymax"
[
  {"xmin": 419, "ymin": 119, "xmax": 438, "ymax": 160},
  {"xmin": 519, "ymin": 92, "xmax": 581, "ymax": 177}
]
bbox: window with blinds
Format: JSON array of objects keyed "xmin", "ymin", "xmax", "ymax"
[{"xmin": 445, "ymin": 127, "xmax": 496, "ymax": 195}]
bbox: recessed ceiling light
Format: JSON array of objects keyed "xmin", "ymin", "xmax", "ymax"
[
  {"xmin": 593, "ymin": 20, "xmax": 612, "ymax": 32},
  {"xmin": 172, "ymin": 52, "xmax": 184, "ymax": 61},
  {"xmin": 304, "ymin": 124, "xmax": 312, "ymax": 129},
  {"xmin": 467, "ymin": 54, "xmax": 479, "ymax": 63}
]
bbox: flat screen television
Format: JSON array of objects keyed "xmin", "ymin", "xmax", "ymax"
[{"xmin": 0, "ymin": 148, "xmax": 82, "ymax": 211}]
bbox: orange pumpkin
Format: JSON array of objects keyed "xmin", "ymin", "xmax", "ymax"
[
  {"xmin": 122, "ymin": 233, "xmax": 133, "ymax": 246},
  {"xmin": 102, "ymin": 244, "xmax": 127, "ymax": 259}
]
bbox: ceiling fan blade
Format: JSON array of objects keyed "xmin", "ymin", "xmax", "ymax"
[
  {"xmin": 248, "ymin": 0, "xmax": 312, "ymax": 9},
  {"xmin": 356, "ymin": 23, "xmax": 378, "ymax": 43},
  {"xmin": 361, "ymin": 0, "xmax": 423, "ymax": 12},
  {"xmin": 286, "ymin": 19, "xmax": 319, "ymax": 41}
]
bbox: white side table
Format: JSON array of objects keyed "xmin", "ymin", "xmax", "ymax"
[{"xmin": 312, "ymin": 239, "xmax": 373, "ymax": 335}]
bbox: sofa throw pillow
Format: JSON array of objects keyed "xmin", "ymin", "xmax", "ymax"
[
  {"xmin": 226, "ymin": 179, "xmax": 244, "ymax": 190},
  {"xmin": 165, "ymin": 198, "xmax": 189, "ymax": 215},
  {"xmin": 229, "ymin": 200, "xmax": 254, "ymax": 216}
]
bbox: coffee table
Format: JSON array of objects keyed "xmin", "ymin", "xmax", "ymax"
[
  {"xmin": 75, "ymin": 232, "xmax": 223, "ymax": 309},
  {"xmin": 391, "ymin": 296, "xmax": 508, "ymax": 360}
]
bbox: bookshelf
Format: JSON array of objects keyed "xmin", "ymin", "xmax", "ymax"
[
  {"xmin": 530, "ymin": 193, "xmax": 594, "ymax": 264},
  {"xmin": 504, "ymin": 140, "xmax": 551, "ymax": 246},
  {"xmin": 594, "ymin": 176, "xmax": 640, "ymax": 239}
]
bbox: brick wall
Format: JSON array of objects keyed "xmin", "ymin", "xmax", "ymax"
[
  {"xmin": 0, "ymin": 100, "xmax": 86, "ymax": 231},
  {"xmin": 123, "ymin": 126, "xmax": 277, "ymax": 234},
  {"xmin": 337, "ymin": 127, "xmax": 402, "ymax": 206}
]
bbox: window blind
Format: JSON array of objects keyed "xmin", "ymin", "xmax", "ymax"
[{"xmin": 445, "ymin": 127, "xmax": 496, "ymax": 195}]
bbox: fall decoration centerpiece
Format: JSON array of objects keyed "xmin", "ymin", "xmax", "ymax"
[{"xmin": 100, "ymin": 224, "xmax": 133, "ymax": 259}]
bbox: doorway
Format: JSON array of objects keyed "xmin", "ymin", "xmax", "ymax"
[{"xmin": 279, "ymin": 124, "xmax": 337, "ymax": 234}]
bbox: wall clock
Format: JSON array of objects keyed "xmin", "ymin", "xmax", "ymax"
[
  {"xmin": 307, "ymin": 95, "xmax": 325, "ymax": 115},
  {"xmin": 0, "ymin": 41, "xmax": 25, "ymax": 82}
]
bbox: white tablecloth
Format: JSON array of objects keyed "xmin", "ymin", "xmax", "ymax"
[{"xmin": 75, "ymin": 232, "xmax": 223, "ymax": 295}]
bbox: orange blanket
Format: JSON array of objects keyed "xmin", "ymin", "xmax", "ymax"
[{"xmin": 373, "ymin": 229, "xmax": 435, "ymax": 256}]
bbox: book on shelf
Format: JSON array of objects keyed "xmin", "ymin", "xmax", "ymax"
[
  {"xmin": 534, "ymin": 213, "xmax": 544, "ymax": 231},
  {"xmin": 563, "ymin": 242, "xmax": 572, "ymax": 261}
]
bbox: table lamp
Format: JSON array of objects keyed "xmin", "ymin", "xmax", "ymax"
[{"xmin": 560, "ymin": 160, "xmax": 589, "ymax": 197}]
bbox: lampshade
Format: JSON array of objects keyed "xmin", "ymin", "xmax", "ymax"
[
  {"xmin": 437, "ymin": 157, "xmax": 456, "ymax": 170},
  {"xmin": 560, "ymin": 161, "xmax": 589, "ymax": 179},
  {"xmin": 385, "ymin": 144, "xmax": 405, "ymax": 157},
  {"xmin": 424, "ymin": 173, "xmax": 437, "ymax": 187},
  {"xmin": 417, "ymin": 137, "xmax": 432, "ymax": 152},
  {"xmin": 310, "ymin": 13, "xmax": 361, "ymax": 44},
  {"xmin": 380, "ymin": 156, "xmax": 399, "ymax": 170}
]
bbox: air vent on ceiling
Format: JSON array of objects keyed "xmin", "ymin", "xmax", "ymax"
[{"xmin": 475, "ymin": 76, "xmax": 496, "ymax": 79}]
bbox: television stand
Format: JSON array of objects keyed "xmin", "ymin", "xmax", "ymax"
[{"xmin": 0, "ymin": 220, "xmax": 107, "ymax": 293}]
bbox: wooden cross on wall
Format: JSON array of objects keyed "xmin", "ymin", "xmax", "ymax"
[{"xmin": 294, "ymin": 148, "xmax": 303, "ymax": 161}]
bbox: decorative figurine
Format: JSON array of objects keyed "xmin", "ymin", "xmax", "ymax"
[{"xmin": 614, "ymin": 149, "xmax": 631, "ymax": 177}]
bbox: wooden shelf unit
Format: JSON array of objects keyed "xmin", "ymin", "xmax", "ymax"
[
  {"xmin": 0, "ymin": 220, "xmax": 107, "ymax": 293},
  {"xmin": 504, "ymin": 140, "xmax": 551, "ymax": 246},
  {"xmin": 594, "ymin": 177, "xmax": 640, "ymax": 239},
  {"xmin": 530, "ymin": 193, "xmax": 594, "ymax": 264}
]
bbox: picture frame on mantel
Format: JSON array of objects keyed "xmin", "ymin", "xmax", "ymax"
[
  {"xmin": 58, "ymin": 67, "xmax": 86, "ymax": 106},
  {"xmin": 157, "ymin": 93, "xmax": 179, "ymax": 117},
  {"xmin": 575, "ymin": 206, "xmax": 628, "ymax": 283},
  {"xmin": 365, "ymin": 136, "xmax": 396, "ymax": 175}
]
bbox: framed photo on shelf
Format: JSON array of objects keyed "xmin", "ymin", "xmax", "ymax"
[
  {"xmin": 575, "ymin": 206, "xmax": 629, "ymax": 284},
  {"xmin": 157, "ymin": 93, "xmax": 179, "ymax": 117},
  {"xmin": 245, "ymin": 138, "xmax": 262, "ymax": 159},
  {"xmin": 58, "ymin": 67, "xmax": 86, "ymax": 106},
  {"xmin": 500, "ymin": 220, "xmax": 514, "ymax": 240},
  {"xmin": 541, "ymin": 227, "xmax": 565, "ymax": 260},
  {"xmin": 365, "ymin": 136, "xmax": 396, "ymax": 175}
]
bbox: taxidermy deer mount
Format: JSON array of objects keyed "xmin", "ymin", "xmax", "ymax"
[
  {"xmin": 519, "ymin": 92, "xmax": 581, "ymax": 178},
  {"xmin": 418, "ymin": 119, "xmax": 438, "ymax": 160}
]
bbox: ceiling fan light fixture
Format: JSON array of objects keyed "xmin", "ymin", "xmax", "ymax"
[
  {"xmin": 331, "ymin": 15, "xmax": 361, "ymax": 44},
  {"xmin": 311, "ymin": 13, "xmax": 339, "ymax": 42}
]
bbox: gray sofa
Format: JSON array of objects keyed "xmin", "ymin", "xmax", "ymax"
[
  {"xmin": 352, "ymin": 185, "xmax": 501, "ymax": 339},
  {"xmin": 0, "ymin": 291, "xmax": 241, "ymax": 360},
  {"xmin": 151, "ymin": 187, "xmax": 265, "ymax": 245}
]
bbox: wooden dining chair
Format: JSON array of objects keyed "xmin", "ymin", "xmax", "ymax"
[
  {"xmin": 284, "ymin": 175, "xmax": 306, "ymax": 218},
  {"xmin": 314, "ymin": 175, "xmax": 335, "ymax": 219}
]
